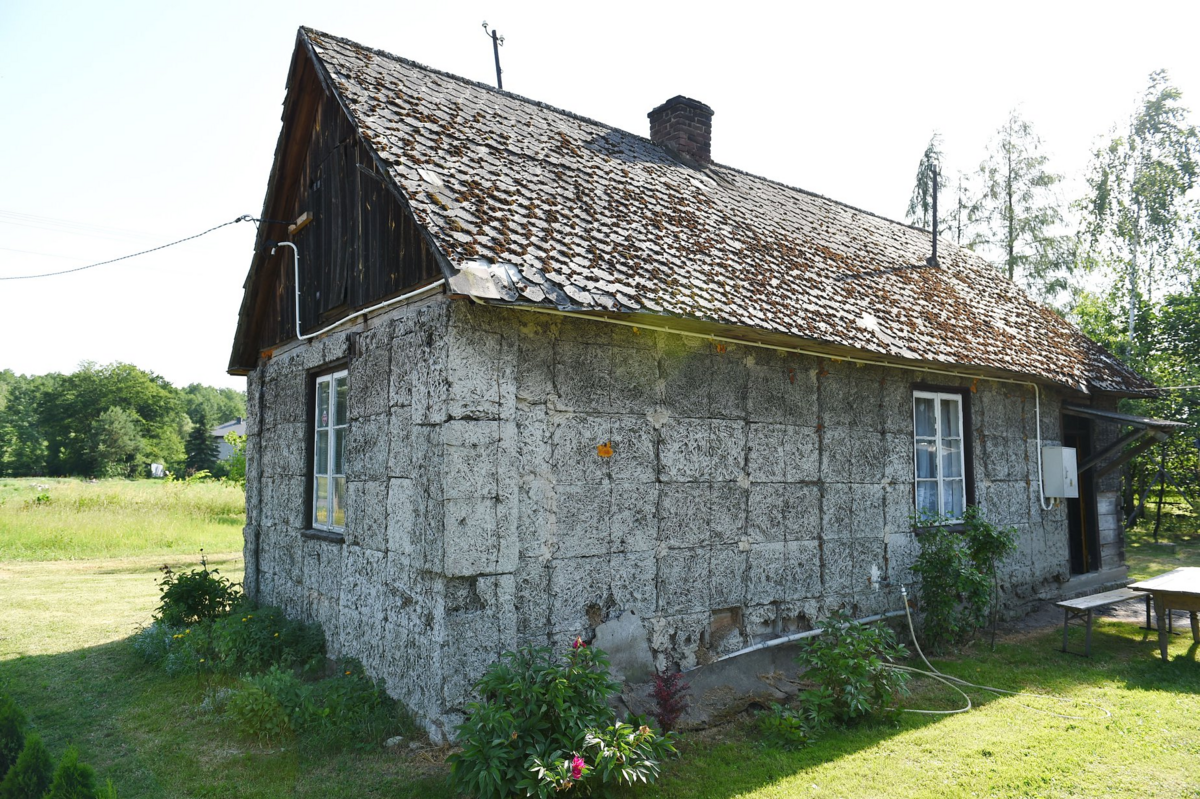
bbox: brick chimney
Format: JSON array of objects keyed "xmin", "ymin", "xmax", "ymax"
[{"xmin": 648, "ymin": 96, "xmax": 714, "ymax": 167}]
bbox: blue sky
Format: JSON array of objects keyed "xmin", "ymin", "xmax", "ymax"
[{"xmin": 2, "ymin": 0, "xmax": 1197, "ymax": 389}]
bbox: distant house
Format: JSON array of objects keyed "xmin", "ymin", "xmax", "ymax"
[
  {"xmin": 228, "ymin": 28, "xmax": 1176, "ymax": 738},
  {"xmin": 211, "ymin": 417, "xmax": 246, "ymax": 461}
]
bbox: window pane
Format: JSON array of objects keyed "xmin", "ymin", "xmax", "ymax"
[
  {"xmin": 914, "ymin": 397, "xmax": 936, "ymax": 438},
  {"xmin": 916, "ymin": 481, "xmax": 938, "ymax": 518},
  {"xmin": 334, "ymin": 376, "xmax": 348, "ymax": 427},
  {"xmin": 941, "ymin": 439, "xmax": 963, "ymax": 478},
  {"xmin": 333, "ymin": 428, "xmax": 345, "ymax": 475},
  {"xmin": 943, "ymin": 479, "xmax": 965, "ymax": 518},
  {"xmin": 940, "ymin": 397, "xmax": 961, "ymax": 438},
  {"xmin": 314, "ymin": 431, "xmax": 329, "ymax": 475},
  {"xmin": 314, "ymin": 476, "xmax": 329, "ymax": 527},
  {"xmin": 333, "ymin": 476, "xmax": 346, "ymax": 528},
  {"xmin": 915, "ymin": 439, "xmax": 938, "ymax": 478},
  {"xmin": 317, "ymin": 380, "xmax": 330, "ymax": 429}
]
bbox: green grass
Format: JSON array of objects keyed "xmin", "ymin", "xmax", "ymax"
[
  {"xmin": 1125, "ymin": 489, "xmax": 1200, "ymax": 580},
  {"xmin": 0, "ymin": 477, "xmax": 245, "ymax": 560},
  {"xmin": 2, "ymin": 488, "xmax": 1199, "ymax": 798}
]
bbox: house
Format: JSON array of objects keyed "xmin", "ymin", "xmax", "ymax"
[
  {"xmin": 211, "ymin": 417, "xmax": 246, "ymax": 461},
  {"xmin": 228, "ymin": 28, "xmax": 1169, "ymax": 738}
]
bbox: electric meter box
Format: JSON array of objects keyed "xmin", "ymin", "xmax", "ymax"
[{"xmin": 1042, "ymin": 446, "xmax": 1079, "ymax": 498}]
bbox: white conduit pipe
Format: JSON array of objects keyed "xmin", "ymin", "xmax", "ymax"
[
  {"xmin": 272, "ymin": 241, "xmax": 447, "ymax": 342},
  {"xmin": 514, "ymin": 304, "xmax": 1060, "ymax": 512}
]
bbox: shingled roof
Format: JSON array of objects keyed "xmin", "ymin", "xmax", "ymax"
[{"xmin": 262, "ymin": 27, "xmax": 1150, "ymax": 395}]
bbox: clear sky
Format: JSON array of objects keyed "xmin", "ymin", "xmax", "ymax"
[{"xmin": 2, "ymin": 0, "xmax": 1197, "ymax": 391}]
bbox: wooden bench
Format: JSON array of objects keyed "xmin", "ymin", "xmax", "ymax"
[{"xmin": 1056, "ymin": 588, "xmax": 1147, "ymax": 657}]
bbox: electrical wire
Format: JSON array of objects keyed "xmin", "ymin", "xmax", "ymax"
[{"xmin": 0, "ymin": 214, "xmax": 258, "ymax": 281}]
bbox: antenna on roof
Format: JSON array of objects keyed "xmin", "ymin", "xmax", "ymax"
[
  {"xmin": 926, "ymin": 166, "xmax": 939, "ymax": 267},
  {"xmin": 481, "ymin": 21, "xmax": 505, "ymax": 90}
]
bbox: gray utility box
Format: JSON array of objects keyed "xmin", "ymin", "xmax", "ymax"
[{"xmin": 1042, "ymin": 446, "xmax": 1079, "ymax": 498}]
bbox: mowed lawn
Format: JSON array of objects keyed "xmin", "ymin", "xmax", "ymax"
[{"xmin": 1, "ymin": 478, "xmax": 1198, "ymax": 798}]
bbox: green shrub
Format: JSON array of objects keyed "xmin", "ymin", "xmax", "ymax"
[
  {"xmin": 209, "ymin": 604, "xmax": 325, "ymax": 676},
  {"xmin": 154, "ymin": 552, "xmax": 240, "ymax": 627},
  {"xmin": 226, "ymin": 683, "xmax": 292, "ymax": 744},
  {"xmin": 96, "ymin": 779, "xmax": 119, "ymax": 799},
  {"xmin": 757, "ymin": 695, "xmax": 833, "ymax": 750},
  {"xmin": 0, "ymin": 732, "xmax": 53, "ymax": 799},
  {"xmin": 449, "ymin": 642, "xmax": 676, "ymax": 799},
  {"xmin": 44, "ymin": 747, "xmax": 96, "ymax": 799},
  {"xmin": 794, "ymin": 613, "xmax": 909, "ymax": 724},
  {"xmin": 911, "ymin": 506, "xmax": 1017, "ymax": 650},
  {"xmin": 0, "ymin": 694, "xmax": 27, "ymax": 780}
]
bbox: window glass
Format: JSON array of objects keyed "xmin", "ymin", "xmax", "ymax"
[
  {"xmin": 317, "ymin": 381, "xmax": 330, "ymax": 428},
  {"xmin": 314, "ymin": 476, "xmax": 329, "ymax": 526},
  {"xmin": 315, "ymin": 431, "xmax": 329, "ymax": 475},
  {"xmin": 332, "ymin": 476, "xmax": 346, "ymax": 528},
  {"xmin": 313, "ymin": 369, "xmax": 348, "ymax": 532},
  {"xmin": 334, "ymin": 377, "xmax": 349, "ymax": 427},
  {"xmin": 913, "ymin": 391, "xmax": 968, "ymax": 521}
]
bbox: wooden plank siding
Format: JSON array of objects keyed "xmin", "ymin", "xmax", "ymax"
[{"xmin": 238, "ymin": 41, "xmax": 444, "ymax": 362}]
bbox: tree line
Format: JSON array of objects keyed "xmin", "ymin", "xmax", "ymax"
[
  {"xmin": 0, "ymin": 363, "xmax": 245, "ymax": 479},
  {"xmin": 906, "ymin": 69, "xmax": 1199, "ymax": 522}
]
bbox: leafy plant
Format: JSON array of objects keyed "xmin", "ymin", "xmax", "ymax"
[
  {"xmin": 0, "ymin": 732, "xmax": 53, "ymax": 799},
  {"xmin": 226, "ymin": 683, "xmax": 292, "ymax": 744},
  {"xmin": 0, "ymin": 694, "xmax": 27, "ymax": 779},
  {"xmin": 648, "ymin": 670, "xmax": 690, "ymax": 732},
  {"xmin": 153, "ymin": 552, "xmax": 240, "ymax": 627},
  {"xmin": 449, "ymin": 641, "xmax": 676, "ymax": 799},
  {"xmin": 757, "ymin": 693, "xmax": 834, "ymax": 750},
  {"xmin": 911, "ymin": 506, "xmax": 1017, "ymax": 651},
  {"xmin": 44, "ymin": 747, "xmax": 97, "ymax": 799},
  {"xmin": 209, "ymin": 604, "xmax": 325, "ymax": 676},
  {"xmin": 794, "ymin": 614, "xmax": 909, "ymax": 724}
]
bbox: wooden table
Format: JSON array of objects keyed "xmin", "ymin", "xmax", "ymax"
[{"xmin": 1128, "ymin": 567, "xmax": 1200, "ymax": 661}]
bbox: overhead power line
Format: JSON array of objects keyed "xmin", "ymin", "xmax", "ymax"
[{"xmin": 0, "ymin": 214, "xmax": 259, "ymax": 281}]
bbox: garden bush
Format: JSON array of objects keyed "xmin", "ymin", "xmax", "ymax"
[
  {"xmin": 0, "ymin": 694, "xmax": 27, "ymax": 779},
  {"xmin": 0, "ymin": 733, "xmax": 53, "ymax": 799},
  {"xmin": 210, "ymin": 604, "xmax": 325, "ymax": 676},
  {"xmin": 153, "ymin": 552, "xmax": 240, "ymax": 627},
  {"xmin": 911, "ymin": 506, "xmax": 1017, "ymax": 650},
  {"xmin": 449, "ymin": 640, "xmax": 676, "ymax": 799},
  {"xmin": 44, "ymin": 747, "xmax": 96, "ymax": 799},
  {"xmin": 648, "ymin": 671, "xmax": 690, "ymax": 733}
]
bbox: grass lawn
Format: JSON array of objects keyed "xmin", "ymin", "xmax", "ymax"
[
  {"xmin": 0, "ymin": 477, "xmax": 245, "ymax": 560},
  {"xmin": 1, "ymin": 482, "xmax": 1198, "ymax": 798}
]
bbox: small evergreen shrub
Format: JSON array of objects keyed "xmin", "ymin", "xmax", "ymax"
[
  {"xmin": 0, "ymin": 694, "xmax": 27, "ymax": 779},
  {"xmin": 44, "ymin": 747, "xmax": 96, "ymax": 799},
  {"xmin": 911, "ymin": 506, "xmax": 1017, "ymax": 650},
  {"xmin": 154, "ymin": 552, "xmax": 240, "ymax": 627},
  {"xmin": 449, "ymin": 641, "xmax": 676, "ymax": 799},
  {"xmin": 794, "ymin": 613, "xmax": 909, "ymax": 724},
  {"xmin": 0, "ymin": 732, "xmax": 53, "ymax": 799},
  {"xmin": 648, "ymin": 671, "xmax": 690, "ymax": 732}
]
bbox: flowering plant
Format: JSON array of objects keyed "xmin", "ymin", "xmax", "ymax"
[{"xmin": 449, "ymin": 641, "xmax": 676, "ymax": 798}]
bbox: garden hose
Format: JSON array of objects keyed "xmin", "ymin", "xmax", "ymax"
[{"xmin": 889, "ymin": 586, "xmax": 1112, "ymax": 721}]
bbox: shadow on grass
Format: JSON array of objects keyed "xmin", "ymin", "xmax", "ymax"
[{"xmin": 0, "ymin": 638, "xmax": 452, "ymax": 799}]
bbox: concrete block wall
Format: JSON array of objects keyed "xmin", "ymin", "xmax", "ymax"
[{"xmin": 244, "ymin": 295, "xmax": 1079, "ymax": 738}]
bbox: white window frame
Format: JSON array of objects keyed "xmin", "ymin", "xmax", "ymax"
[
  {"xmin": 913, "ymin": 390, "xmax": 967, "ymax": 522},
  {"xmin": 312, "ymin": 369, "xmax": 348, "ymax": 532}
]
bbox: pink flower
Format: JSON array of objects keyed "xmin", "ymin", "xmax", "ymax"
[
  {"xmin": 570, "ymin": 755, "xmax": 585, "ymax": 780},
  {"xmin": 572, "ymin": 636, "xmax": 586, "ymax": 650}
]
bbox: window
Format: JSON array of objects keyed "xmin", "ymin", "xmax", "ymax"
[
  {"xmin": 313, "ymin": 370, "xmax": 348, "ymax": 531},
  {"xmin": 913, "ymin": 390, "xmax": 967, "ymax": 521}
]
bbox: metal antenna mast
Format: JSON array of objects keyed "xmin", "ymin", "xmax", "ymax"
[
  {"xmin": 926, "ymin": 166, "xmax": 939, "ymax": 267},
  {"xmin": 481, "ymin": 21, "xmax": 505, "ymax": 90}
]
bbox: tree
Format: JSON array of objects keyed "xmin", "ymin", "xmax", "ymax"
[
  {"xmin": 1081, "ymin": 70, "xmax": 1200, "ymax": 352},
  {"xmin": 44, "ymin": 747, "xmax": 97, "ymax": 799},
  {"xmin": 181, "ymin": 384, "xmax": 245, "ymax": 429},
  {"xmin": 906, "ymin": 133, "xmax": 945, "ymax": 231},
  {"xmin": 0, "ymin": 371, "xmax": 50, "ymax": 476},
  {"xmin": 89, "ymin": 407, "xmax": 144, "ymax": 478},
  {"xmin": 0, "ymin": 733, "xmax": 53, "ymax": 799},
  {"xmin": 972, "ymin": 109, "xmax": 1070, "ymax": 299},
  {"xmin": 185, "ymin": 413, "xmax": 219, "ymax": 475}
]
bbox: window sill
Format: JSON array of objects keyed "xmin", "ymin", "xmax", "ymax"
[{"xmin": 301, "ymin": 528, "xmax": 346, "ymax": 544}]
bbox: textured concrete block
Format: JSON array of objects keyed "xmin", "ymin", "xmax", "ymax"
[
  {"xmin": 553, "ymin": 484, "xmax": 614, "ymax": 558},
  {"xmin": 345, "ymin": 480, "xmax": 388, "ymax": 551},
  {"xmin": 345, "ymin": 413, "xmax": 388, "ymax": 481},
  {"xmin": 548, "ymin": 554, "xmax": 613, "ymax": 632},
  {"xmin": 819, "ymin": 426, "xmax": 854, "ymax": 483},
  {"xmin": 822, "ymin": 538, "xmax": 853, "ymax": 594},
  {"xmin": 386, "ymin": 406, "xmax": 414, "ymax": 478},
  {"xmin": 554, "ymin": 340, "xmax": 657, "ymax": 415},
  {"xmin": 447, "ymin": 320, "xmax": 503, "ymax": 420},
  {"xmin": 262, "ymin": 372, "xmax": 305, "ymax": 428},
  {"xmin": 793, "ymin": 541, "xmax": 822, "ymax": 598},
  {"xmin": 594, "ymin": 611, "xmax": 655, "ymax": 683},
  {"xmin": 747, "ymin": 483, "xmax": 821, "ymax": 543},
  {"xmin": 821, "ymin": 483, "xmax": 853, "ymax": 540},
  {"xmin": 349, "ymin": 334, "xmax": 391, "ymax": 419},
  {"xmin": 442, "ymin": 420, "xmax": 500, "ymax": 499},
  {"xmin": 885, "ymin": 531, "xmax": 919, "ymax": 584},
  {"xmin": 657, "ymin": 547, "xmax": 710, "ymax": 615},
  {"xmin": 260, "ymin": 476, "xmax": 306, "ymax": 529},
  {"xmin": 747, "ymin": 358, "xmax": 819, "ymax": 424},
  {"xmin": 883, "ymin": 483, "xmax": 914, "ymax": 533},
  {"xmin": 514, "ymin": 557, "xmax": 550, "ymax": 637},
  {"xmin": 882, "ymin": 432, "xmax": 912, "ymax": 483},
  {"xmin": 849, "ymin": 430, "xmax": 887, "ymax": 483},
  {"xmin": 550, "ymin": 414, "xmax": 657, "ymax": 484},
  {"xmin": 747, "ymin": 424, "xmax": 819, "ymax": 483},
  {"xmin": 709, "ymin": 545, "xmax": 748, "ymax": 608},
  {"xmin": 658, "ymin": 419, "xmax": 746, "ymax": 483},
  {"xmin": 851, "ymin": 483, "xmax": 885, "ymax": 540},
  {"xmin": 260, "ymin": 423, "xmax": 306, "ymax": 478},
  {"xmin": 659, "ymin": 483, "xmax": 746, "ymax": 548},
  {"xmin": 608, "ymin": 551, "xmax": 657, "ymax": 618},
  {"xmin": 611, "ymin": 483, "xmax": 658, "ymax": 553},
  {"xmin": 745, "ymin": 542, "xmax": 793, "ymax": 605},
  {"xmin": 385, "ymin": 478, "xmax": 415, "ymax": 560},
  {"xmin": 660, "ymin": 344, "xmax": 746, "ymax": 419},
  {"xmin": 443, "ymin": 496, "xmax": 516, "ymax": 576}
]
